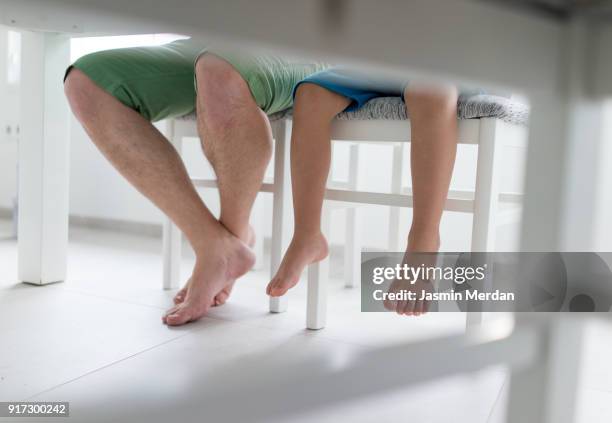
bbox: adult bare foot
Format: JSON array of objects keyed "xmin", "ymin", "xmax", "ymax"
[
  {"xmin": 173, "ymin": 276, "xmax": 236, "ymax": 307},
  {"xmin": 172, "ymin": 279, "xmax": 190, "ymax": 306},
  {"xmin": 173, "ymin": 226, "xmax": 257, "ymax": 306},
  {"xmin": 266, "ymin": 232, "xmax": 328, "ymax": 297},
  {"xmin": 162, "ymin": 228, "xmax": 255, "ymax": 326}
]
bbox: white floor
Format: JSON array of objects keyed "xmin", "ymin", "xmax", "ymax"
[{"xmin": 0, "ymin": 218, "xmax": 611, "ymax": 422}]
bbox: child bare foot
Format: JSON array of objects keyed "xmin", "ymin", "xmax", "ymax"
[
  {"xmin": 162, "ymin": 228, "xmax": 255, "ymax": 326},
  {"xmin": 266, "ymin": 233, "xmax": 328, "ymax": 297},
  {"xmin": 384, "ymin": 276, "xmax": 434, "ymax": 316},
  {"xmin": 384, "ymin": 232, "xmax": 440, "ymax": 316},
  {"xmin": 173, "ymin": 226, "xmax": 257, "ymax": 306}
]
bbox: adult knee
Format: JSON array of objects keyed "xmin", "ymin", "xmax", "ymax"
[
  {"xmin": 64, "ymin": 69, "xmax": 99, "ymax": 124},
  {"xmin": 195, "ymin": 54, "xmax": 252, "ymax": 134}
]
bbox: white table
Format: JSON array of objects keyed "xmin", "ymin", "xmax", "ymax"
[
  {"xmin": 0, "ymin": 1, "xmax": 609, "ymax": 421},
  {"xmin": 1, "ymin": 0, "xmax": 609, "ymax": 285}
]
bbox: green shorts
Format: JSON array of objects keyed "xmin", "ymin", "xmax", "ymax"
[{"xmin": 67, "ymin": 38, "xmax": 328, "ymax": 122}]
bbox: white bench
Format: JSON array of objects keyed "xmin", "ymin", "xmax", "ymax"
[{"xmin": 162, "ymin": 95, "xmax": 529, "ymax": 330}]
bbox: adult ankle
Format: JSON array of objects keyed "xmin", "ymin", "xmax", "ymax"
[
  {"xmin": 189, "ymin": 224, "xmax": 231, "ymax": 256},
  {"xmin": 221, "ymin": 224, "xmax": 250, "ymax": 243}
]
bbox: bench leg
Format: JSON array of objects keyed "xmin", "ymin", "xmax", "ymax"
[
  {"xmin": 161, "ymin": 121, "xmax": 183, "ymax": 290},
  {"xmin": 162, "ymin": 217, "xmax": 182, "ymax": 289},
  {"xmin": 471, "ymin": 118, "xmax": 504, "ymax": 253},
  {"xmin": 251, "ymin": 195, "xmax": 265, "ymax": 270},
  {"xmin": 269, "ymin": 120, "xmax": 292, "ymax": 313},
  {"xmin": 344, "ymin": 208, "xmax": 361, "ymax": 288},
  {"xmin": 467, "ymin": 118, "xmax": 505, "ymax": 331},
  {"xmin": 18, "ymin": 32, "xmax": 70, "ymax": 285},
  {"xmin": 306, "ymin": 206, "xmax": 330, "ymax": 330},
  {"xmin": 344, "ymin": 143, "xmax": 361, "ymax": 288},
  {"xmin": 387, "ymin": 143, "xmax": 406, "ymax": 253}
]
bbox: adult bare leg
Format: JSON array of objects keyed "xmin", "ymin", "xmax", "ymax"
[
  {"xmin": 173, "ymin": 54, "xmax": 273, "ymax": 306},
  {"xmin": 64, "ymin": 69, "xmax": 254, "ymax": 326}
]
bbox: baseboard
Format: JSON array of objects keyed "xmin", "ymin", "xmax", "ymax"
[
  {"xmin": 0, "ymin": 207, "xmax": 381, "ymax": 254},
  {"xmin": 69, "ymin": 214, "xmax": 162, "ymax": 237},
  {"xmin": 0, "ymin": 207, "xmax": 162, "ymax": 238}
]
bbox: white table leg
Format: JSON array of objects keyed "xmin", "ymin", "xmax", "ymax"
[
  {"xmin": 521, "ymin": 18, "xmax": 607, "ymax": 252},
  {"xmin": 18, "ymin": 31, "xmax": 71, "ymax": 285},
  {"xmin": 507, "ymin": 316, "xmax": 584, "ymax": 423},
  {"xmin": 514, "ymin": 18, "xmax": 601, "ymax": 420}
]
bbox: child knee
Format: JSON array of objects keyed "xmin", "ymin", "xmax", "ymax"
[
  {"xmin": 294, "ymin": 83, "xmax": 333, "ymax": 106},
  {"xmin": 293, "ymin": 83, "xmax": 342, "ymax": 119},
  {"xmin": 404, "ymin": 85, "xmax": 458, "ymax": 117}
]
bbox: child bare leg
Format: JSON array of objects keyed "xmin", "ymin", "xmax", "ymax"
[
  {"xmin": 395, "ymin": 83, "xmax": 459, "ymax": 316},
  {"xmin": 267, "ymin": 84, "xmax": 351, "ymax": 297},
  {"xmin": 405, "ymin": 84, "xmax": 459, "ymax": 252}
]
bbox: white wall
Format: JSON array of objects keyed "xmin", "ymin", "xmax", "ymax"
[
  {"xmin": 0, "ymin": 27, "xmax": 21, "ymax": 212},
  {"xmin": 68, "ymin": 122, "xmax": 164, "ymax": 224},
  {"xmin": 0, "ymin": 32, "xmax": 529, "ymax": 251}
]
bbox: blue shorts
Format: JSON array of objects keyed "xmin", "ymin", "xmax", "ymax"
[
  {"xmin": 294, "ymin": 67, "xmax": 486, "ymax": 113},
  {"xmin": 294, "ymin": 67, "xmax": 406, "ymax": 112}
]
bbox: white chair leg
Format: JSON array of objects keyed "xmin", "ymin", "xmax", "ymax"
[
  {"xmin": 251, "ymin": 195, "xmax": 265, "ymax": 270},
  {"xmin": 162, "ymin": 119, "xmax": 183, "ymax": 290},
  {"xmin": 162, "ymin": 217, "xmax": 182, "ymax": 290},
  {"xmin": 471, "ymin": 118, "xmax": 504, "ymax": 252},
  {"xmin": 344, "ymin": 143, "xmax": 361, "ymax": 288},
  {"xmin": 387, "ymin": 143, "xmax": 405, "ymax": 252},
  {"xmin": 269, "ymin": 120, "xmax": 292, "ymax": 313},
  {"xmin": 465, "ymin": 311, "xmax": 483, "ymax": 329},
  {"xmin": 466, "ymin": 118, "xmax": 505, "ymax": 330},
  {"xmin": 344, "ymin": 208, "xmax": 361, "ymax": 288},
  {"xmin": 306, "ymin": 206, "xmax": 331, "ymax": 330}
]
